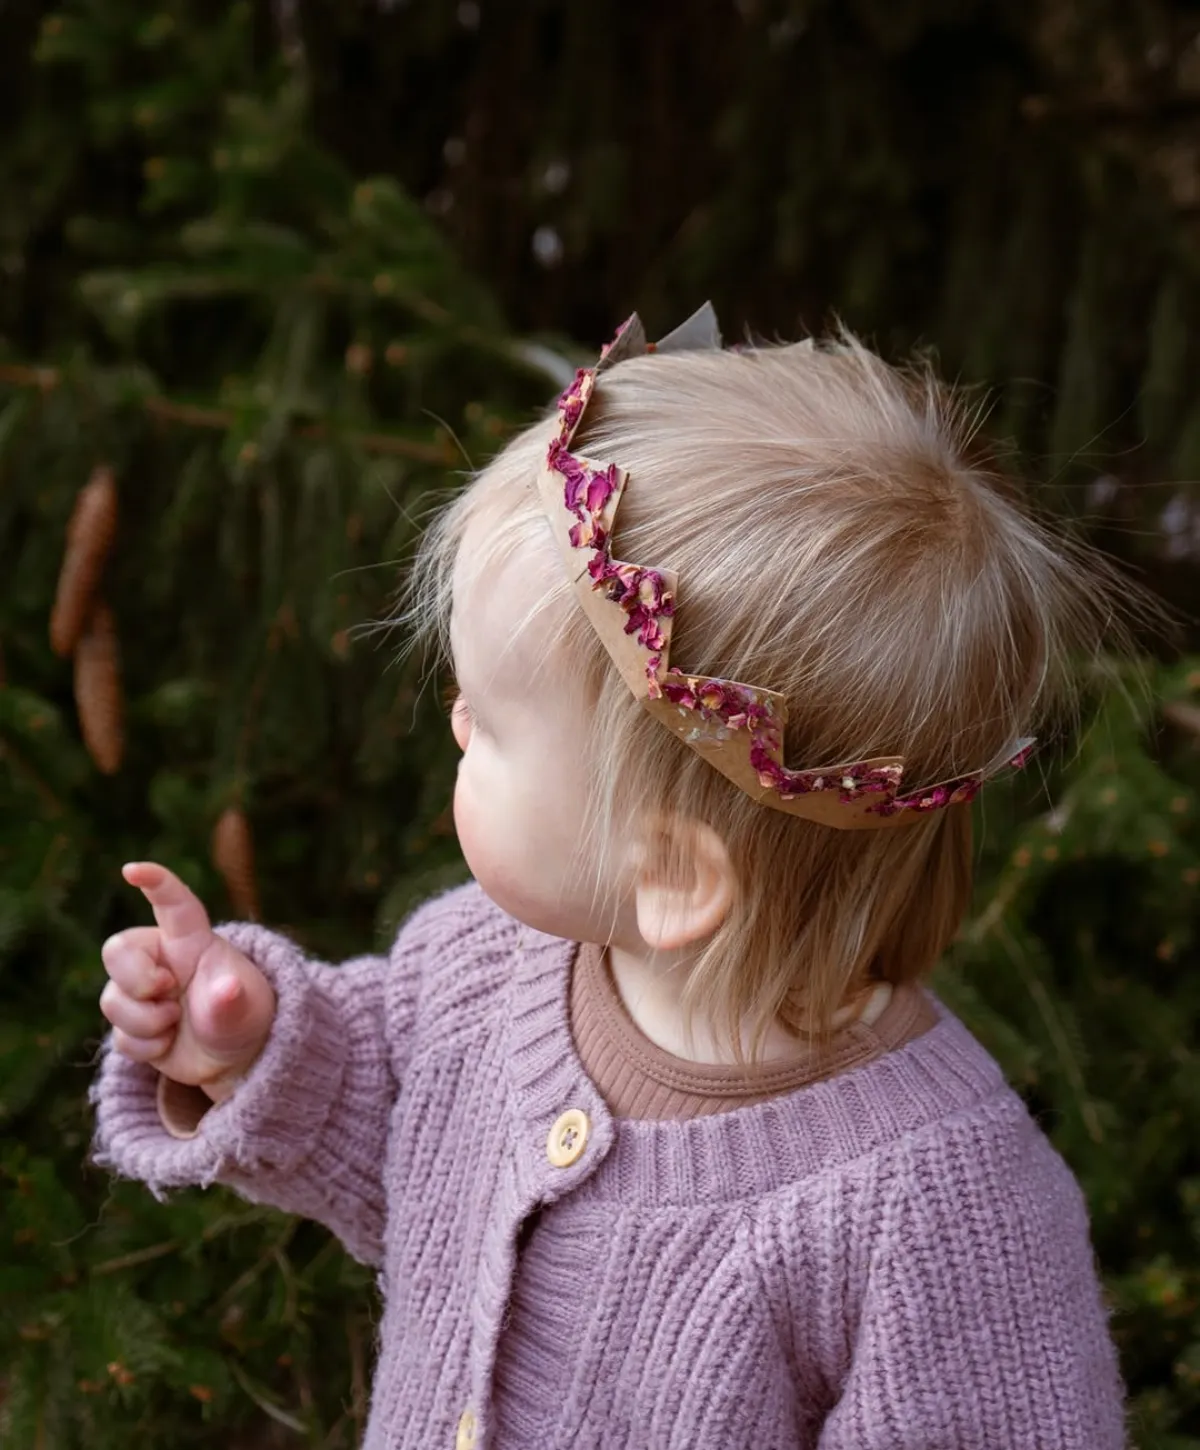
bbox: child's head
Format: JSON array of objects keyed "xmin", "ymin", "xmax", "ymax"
[{"xmin": 410, "ymin": 327, "xmax": 1132, "ymax": 1054}]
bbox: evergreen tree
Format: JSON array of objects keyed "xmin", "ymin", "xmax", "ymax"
[{"xmin": 1, "ymin": 5, "xmax": 555, "ymax": 1445}]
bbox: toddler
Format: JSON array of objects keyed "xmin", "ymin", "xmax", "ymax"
[{"xmin": 93, "ymin": 306, "xmax": 1132, "ymax": 1448}]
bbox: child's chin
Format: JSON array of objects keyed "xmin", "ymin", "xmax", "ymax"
[{"xmin": 475, "ymin": 874, "xmax": 591, "ymax": 943}]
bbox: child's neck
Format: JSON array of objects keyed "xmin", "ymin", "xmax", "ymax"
[{"xmin": 606, "ymin": 941, "xmax": 810, "ymax": 1066}]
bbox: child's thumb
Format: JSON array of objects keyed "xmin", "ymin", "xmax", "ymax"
[{"xmin": 186, "ymin": 945, "xmax": 275, "ymax": 1066}]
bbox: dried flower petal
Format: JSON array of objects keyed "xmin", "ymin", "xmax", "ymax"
[{"xmin": 585, "ymin": 467, "xmax": 618, "ymax": 514}]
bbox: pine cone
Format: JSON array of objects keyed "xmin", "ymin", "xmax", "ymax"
[
  {"xmin": 212, "ymin": 806, "xmax": 260, "ymax": 920},
  {"xmin": 74, "ymin": 600, "xmax": 123, "ymax": 774},
  {"xmin": 50, "ymin": 465, "xmax": 118, "ymax": 658}
]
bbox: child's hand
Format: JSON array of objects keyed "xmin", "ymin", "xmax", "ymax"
[{"xmin": 100, "ymin": 862, "xmax": 276, "ymax": 1103}]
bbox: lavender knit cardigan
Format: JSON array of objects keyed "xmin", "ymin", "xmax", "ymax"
[{"xmin": 91, "ymin": 882, "xmax": 1128, "ymax": 1449}]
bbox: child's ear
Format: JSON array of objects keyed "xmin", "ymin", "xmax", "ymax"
[{"xmin": 634, "ymin": 817, "xmax": 736, "ymax": 952}]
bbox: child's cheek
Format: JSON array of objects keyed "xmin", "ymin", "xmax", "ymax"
[
  {"xmin": 451, "ymin": 765, "xmax": 481, "ymax": 868},
  {"xmin": 452, "ymin": 757, "xmax": 509, "ymax": 889},
  {"xmin": 451, "ymin": 757, "xmax": 547, "ymax": 926}
]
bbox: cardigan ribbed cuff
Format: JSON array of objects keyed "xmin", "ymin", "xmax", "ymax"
[{"xmin": 91, "ymin": 923, "xmax": 352, "ymax": 1198}]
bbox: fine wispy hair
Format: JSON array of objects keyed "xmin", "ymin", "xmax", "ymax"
[{"xmin": 399, "ymin": 330, "xmax": 1149, "ymax": 1060}]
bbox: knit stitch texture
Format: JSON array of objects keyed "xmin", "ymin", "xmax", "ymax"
[{"xmin": 91, "ymin": 881, "xmax": 1129, "ymax": 1449}]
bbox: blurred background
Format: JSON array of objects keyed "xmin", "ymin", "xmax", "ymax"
[{"xmin": 2, "ymin": 1, "xmax": 1200, "ymax": 1445}]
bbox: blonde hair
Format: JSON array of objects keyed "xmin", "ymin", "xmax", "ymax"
[{"xmin": 402, "ymin": 333, "xmax": 1138, "ymax": 1060}]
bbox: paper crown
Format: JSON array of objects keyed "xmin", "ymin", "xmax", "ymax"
[{"xmin": 535, "ymin": 305, "xmax": 1035, "ymax": 830}]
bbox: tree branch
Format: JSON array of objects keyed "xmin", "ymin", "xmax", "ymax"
[{"xmin": 0, "ymin": 364, "xmax": 452, "ymax": 464}]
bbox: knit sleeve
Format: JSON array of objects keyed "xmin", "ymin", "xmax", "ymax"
[
  {"xmin": 90, "ymin": 889, "xmax": 460, "ymax": 1268},
  {"xmin": 816, "ymin": 1100, "xmax": 1130, "ymax": 1450}
]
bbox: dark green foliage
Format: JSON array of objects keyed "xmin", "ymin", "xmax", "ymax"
[
  {"xmin": 0, "ymin": 5, "xmax": 552, "ymax": 1445},
  {"xmin": 935, "ymin": 664, "xmax": 1200, "ymax": 1446},
  {"xmin": 0, "ymin": 2, "xmax": 1198, "ymax": 1446}
]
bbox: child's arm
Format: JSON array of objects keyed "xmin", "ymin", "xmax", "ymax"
[
  {"xmin": 816, "ymin": 1108, "xmax": 1128, "ymax": 1450},
  {"xmin": 91, "ymin": 863, "xmax": 437, "ymax": 1268}
]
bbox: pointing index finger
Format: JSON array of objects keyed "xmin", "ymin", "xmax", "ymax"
[{"xmin": 122, "ymin": 861, "xmax": 213, "ymax": 949}]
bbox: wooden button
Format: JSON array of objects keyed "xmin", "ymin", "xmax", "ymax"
[
  {"xmin": 455, "ymin": 1407, "xmax": 476, "ymax": 1449},
  {"xmin": 546, "ymin": 1108, "xmax": 590, "ymax": 1168}
]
